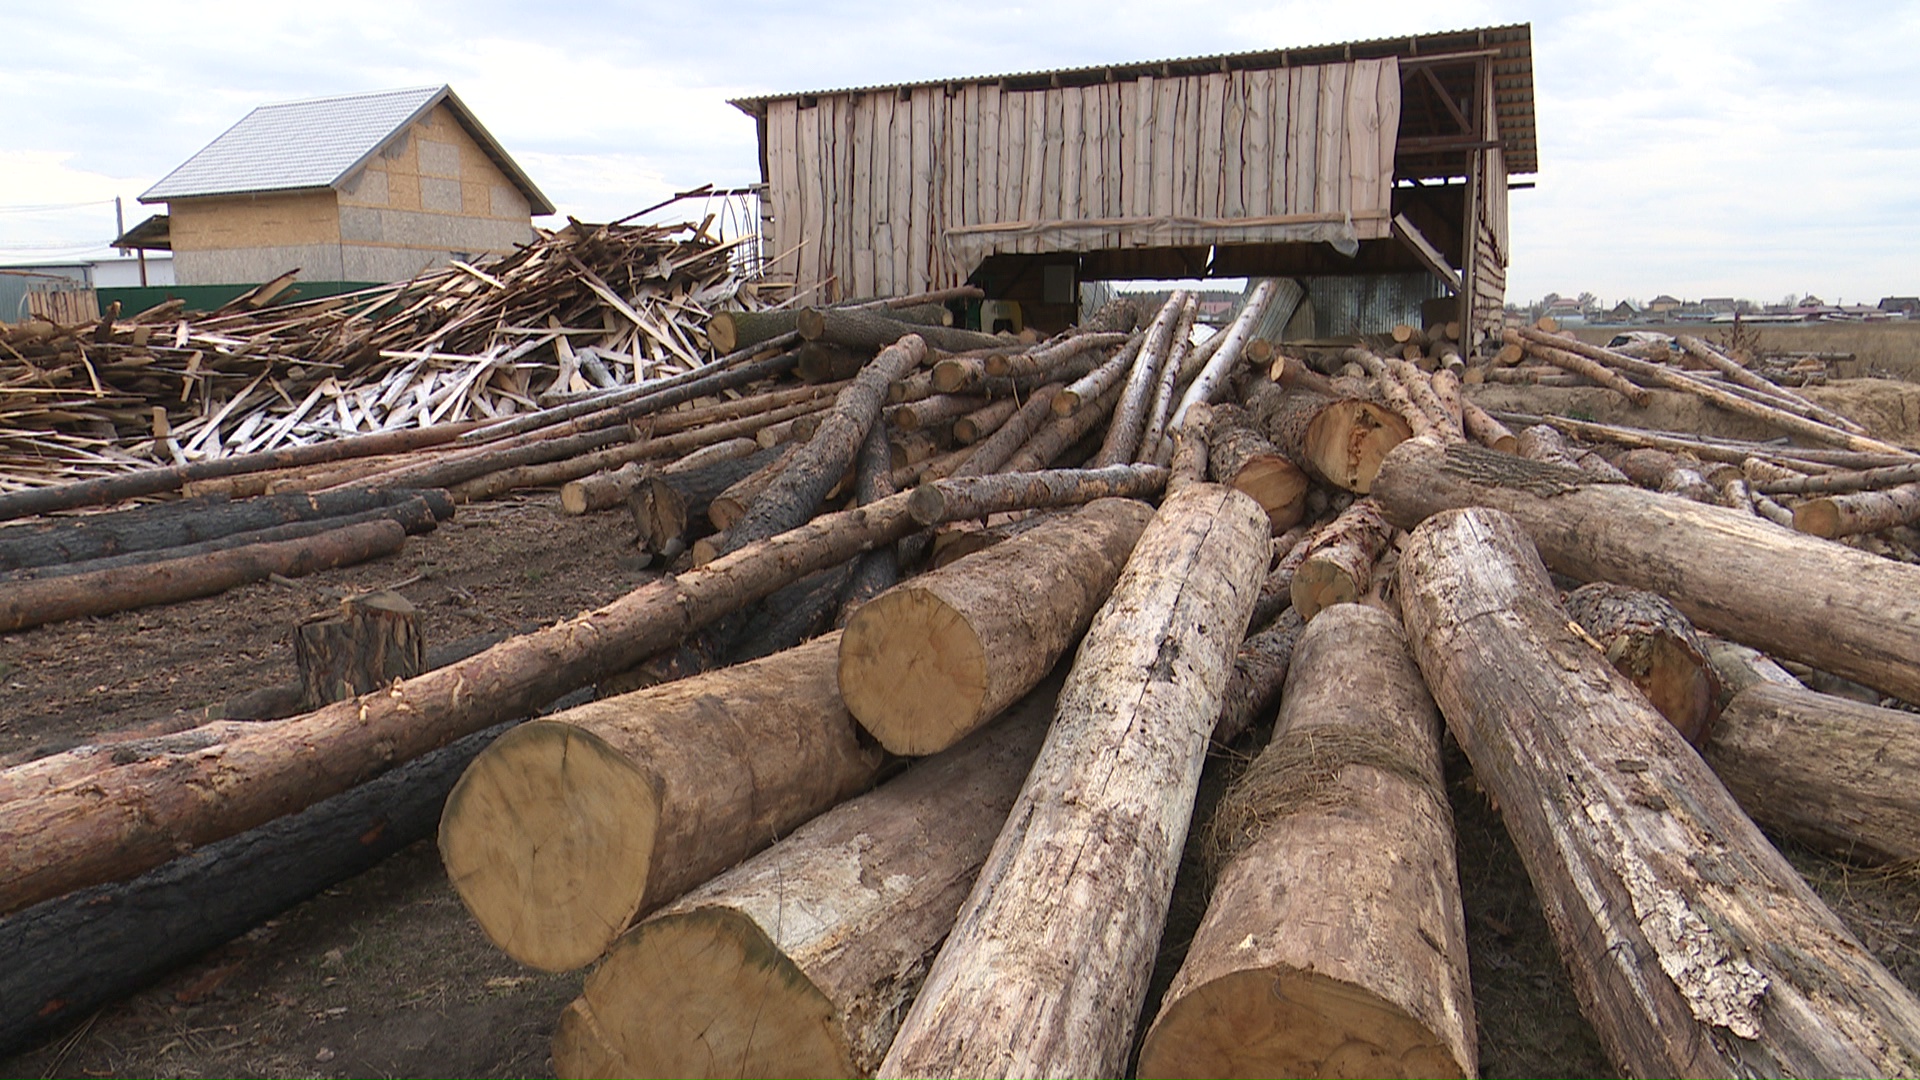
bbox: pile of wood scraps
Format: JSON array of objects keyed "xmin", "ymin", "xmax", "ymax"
[
  {"xmin": 0, "ymin": 218, "xmax": 763, "ymax": 492},
  {"xmin": 5, "ymin": 286, "xmax": 1920, "ymax": 1078}
]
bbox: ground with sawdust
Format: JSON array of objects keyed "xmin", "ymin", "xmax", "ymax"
[{"xmin": 2, "ymin": 380, "xmax": 1920, "ymax": 1078}]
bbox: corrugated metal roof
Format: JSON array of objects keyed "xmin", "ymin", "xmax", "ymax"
[
  {"xmin": 730, "ymin": 23, "xmax": 1537, "ymax": 174},
  {"xmin": 140, "ymin": 86, "xmax": 555, "ymax": 214}
]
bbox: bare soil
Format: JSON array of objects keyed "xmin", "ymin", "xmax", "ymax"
[{"xmin": 4, "ymin": 415, "xmax": 1920, "ymax": 1077}]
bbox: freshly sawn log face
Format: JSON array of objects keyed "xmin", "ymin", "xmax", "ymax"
[
  {"xmin": 1563, "ymin": 582, "xmax": 1721, "ymax": 745},
  {"xmin": 1138, "ymin": 603, "xmax": 1474, "ymax": 1079},
  {"xmin": 838, "ymin": 498, "xmax": 1154, "ymax": 756},
  {"xmin": 1371, "ymin": 437, "xmax": 1920, "ymax": 707},
  {"xmin": 1397, "ymin": 506, "xmax": 1920, "ymax": 1079},
  {"xmin": 439, "ymin": 634, "xmax": 885, "ymax": 972},
  {"xmin": 1707, "ymin": 681, "xmax": 1920, "ymax": 865},
  {"xmin": 551, "ymin": 684, "xmax": 1058, "ymax": 1080},
  {"xmin": 1246, "ymin": 379, "xmax": 1412, "ymax": 493},
  {"xmin": 877, "ymin": 483, "xmax": 1270, "ymax": 1080}
]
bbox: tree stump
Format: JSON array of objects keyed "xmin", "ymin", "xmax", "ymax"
[{"xmin": 294, "ymin": 591, "xmax": 423, "ymax": 710}]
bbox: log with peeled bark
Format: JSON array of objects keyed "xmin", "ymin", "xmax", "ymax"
[
  {"xmin": 798, "ymin": 306, "xmax": 1004, "ymax": 354},
  {"xmin": 1140, "ymin": 603, "xmax": 1473, "ymax": 1079},
  {"xmin": 1345, "ymin": 348, "xmax": 1446, "ymax": 442},
  {"xmin": 0, "ymin": 487, "xmax": 432, "ymax": 572},
  {"xmin": 1706, "ymin": 680, "xmax": 1920, "ymax": 865},
  {"xmin": 0, "ymin": 719, "xmax": 519, "ymax": 1057},
  {"xmin": 551, "ymin": 684, "xmax": 1057, "ymax": 1080},
  {"xmin": 1371, "ymin": 437, "xmax": 1920, "ymax": 705},
  {"xmin": 1243, "ymin": 378, "xmax": 1412, "ymax": 493},
  {"xmin": 1674, "ymin": 334, "xmax": 1870, "ymax": 435},
  {"xmin": 1429, "ymin": 366, "xmax": 1466, "ymax": 429},
  {"xmin": 1091, "ymin": 292, "xmax": 1186, "ymax": 467},
  {"xmin": 1397, "ymin": 506, "xmax": 1920, "ymax": 1078},
  {"xmin": 440, "ymin": 634, "xmax": 886, "ymax": 972},
  {"xmin": 838, "ymin": 498, "xmax": 1154, "ymax": 756},
  {"xmin": 995, "ymin": 381, "xmax": 1118, "ymax": 475},
  {"xmin": 1391, "ymin": 358, "xmax": 1464, "ymax": 442},
  {"xmin": 1515, "ymin": 423, "xmax": 1630, "ymax": 484},
  {"xmin": 1205, "ymin": 403, "xmax": 1309, "ymax": 532},
  {"xmin": 1290, "ymin": 499, "xmax": 1394, "ymax": 622},
  {"xmin": 1563, "ymin": 581, "xmax": 1720, "ymax": 745},
  {"xmin": 708, "ymin": 336, "xmax": 925, "ymax": 559},
  {"xmin": 0, "ymin": 465, "xmax": 1164, "ymax": 917},
  {"xmin": 1460, "ymin": 396, "xmax": 1518, "ymax": 452},
  {"xmin": 877, "ymin": 483, "xmax": 1269, "ymax": 1079},
  {"xmin": 0, "ymin": 518, "xmax": 407, "ymax": 634},
  {"xmin": 1794, "ymin": 481, "xmax": 1920, "ymax": 538},
  {"xmin": 1505, "ymin": 327, "xmax": 1653, "ymax": 406}
]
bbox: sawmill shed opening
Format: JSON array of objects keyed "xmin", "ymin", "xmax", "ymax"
[{"xmin": 731, "ymin": 24, "xmax": 1534, "ymax": 343}]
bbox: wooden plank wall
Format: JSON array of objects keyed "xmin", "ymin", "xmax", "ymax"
[
  {"xmin": 761, "ymin": 58, "xmax": 1401, "ymax": 298},
  {"xmin": 1469, "ymin": 83, "xmax": 1510, "ymax": 345}
]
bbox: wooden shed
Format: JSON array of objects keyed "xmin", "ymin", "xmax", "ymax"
[{"xmin": 731, "ymin": 24, "xmax": 1534, "ymax": 342}]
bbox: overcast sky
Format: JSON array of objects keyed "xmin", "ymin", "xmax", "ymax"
[{"xmin": 4, "ymin": 0, "xmax": 1915, "ymax": 306}]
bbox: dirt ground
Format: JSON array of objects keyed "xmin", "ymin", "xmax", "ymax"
[{"xmin": 3, "ymin": 386, "xmax": 1920, "ymax": 1078}]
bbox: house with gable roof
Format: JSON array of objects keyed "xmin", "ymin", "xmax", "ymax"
[{"xmin": 123, "ymin": 85, "xmax": 553, "ymax": 288}]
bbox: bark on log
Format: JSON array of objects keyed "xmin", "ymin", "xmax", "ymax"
[
  {"xmin": 1244, "ymin": 379, "xmax": 1412, "ymax": 493},
  {"xmin": 796, "ymin": 341, "xmax": 874, "ymax": 384},
  {"xmin": 0, "ymin": 467, "xmax": 1164, "ymax": 917},
  {"xmin": 709, "ymin": 337, "xmax": 925, "ymax": 559},
  {"xmin": 1611, "ymin": 448, "xmax": 1718, "ymax": 503},
  {"xmin": 440, "ymin": 634, "xmax": 887, "ymax": 972},
  {"xmin": 1170, "ymin": 280, "xmax": 1280, "ymax": 432},
  {"xmin": 877, "ymin": 484, "xmax": 1269, "ymax": 1079},
  {"xmin": 1707, "ymin": 681, "xmax": 1920, "ymax": 864},
  {"xmin": 1516, "ymin": 424, "xmax": 1631, "ymax": 484},
  {"xmin": 707, "ymin": 444, "xmax": 806, "ymax": 530},
  {"xmin": 995, "ymin": 382, "xmax": 1113, "ymax": 475},
  {"xmin": 889, "ymin": 392, "xmax": 986, "ymax": 434},
  {"xmin": 837, "ymin": 418, "xmax": 901, "ymax": 624},
  {"xmin": 0, "ymin": 519, "xmax": 407, "ymax": 634},
  {"xmin": 1398, "ymin": 506, "xmax": 1920, "ymax": 1078},
  {"xmin": 1136, "ymin": 294, "xmax": 1201, "ymax": 463},
  {"xmin": 1345, "ymin": 348, "xmax": 1446, "ymax": 443},
  {"xmin": 1564, "ymin": 582, "xmax": 1720, "ymax": 745},
  {"xmin": 0, "ymin": 719, "xmax": 518, "ymax": 1057},
  {"xmin": 798, "ymin": 307, "xmax": 1004, "ymax": 353},
  {"xmin": 982, "ymin": 331, "xmax": 1128, "ymax": 380},
  {"xmin": 1092, "ymin": 292, "xmax": 1186, "ymax": 467},
  {"xmin": 1371, "ymin": 437, "xmax": 1920, "ymax": 705},
  {"xmin": 1674, "ymin": 335, "xmax": 1871, "ymax": 435},
  {"xmin": 1754, "ymin": 460, "xmax": 1920, "ymax": 497},
  {"xmin": 839, "ymin": 498, "xmax": 1155, "ymax": 755},
  {"xmin": 1210, "ymin": 608, "xmax": 1303, "ymax": 747},
  {"xmin": 1140, "ymin": 603, "xmax": 1473, "ymax": 1079},
  {"xmin": 0, "ymin": 487, "xmax": 434, "ymax": 572},
  {"xmin": 706, "ymin": 309, "xmax": 803, "ymax": 355},
  {"xmin": 559, "ymin": 437, "xmax": 762, "ymax": 516},
  {"xmin": 1290, "ymin": 499, "xmax": 1394, "ymax": 621},
  {"xmin": 952, "ymin": 396, "xmax": 1019, "ymax": 444},
  {"xmin": 1204, "ymin": 403, "xmax": 1309, "ymax": 532},
  {"xmin": 1794, "ymin": 481, "xmax": 1920, "ymax": 538},
  {"xmin": 1506, "ymin": 328, "xmax": 1653, "ymax": 406},
  {"xmin": 1460, "ymin": 396, "xmax": 1518, "ymax": 452},
  {"xmin": 1052, "ymin": 332, "xmax": 1143, "ymax": 416},
  {"xmin": 294, "ymin": 591, "xmax": 424, "ymax": 710},
  {"xmin": 551, "ymin": 685, "xmax": 1056, "ymax": 1080}
]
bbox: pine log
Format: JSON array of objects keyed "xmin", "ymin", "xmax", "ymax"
[
  {"xmin": 1164, "ymin": 403, "xmax": 1211, "ymax": 493},
  {"xmin": 1052, "ymin": 331, "xmax": 1143, "ymax": 416},
  {"xmin": 1794, "ymin": 481, "xmax": 1920, "ymax": 538},
  {"xmin": 1247, "ymin": 529, "xmax": 1314, "ymax": 632},
  {"xmin": 560, "ymin": 437, "xmax": 762, "ymax": 515},
  {"xmin": 0, "ymin": 719, "xmax": 518, "ymax": 1057},
  {"xmin": 796, "ymin": 341, "xmax": 874, "ymax": 384},
  {"xmin": 1204, "ymin": 403, "xmax": 1309, "ymax": 531},
  {"xmin": 1706, "ymin": 681, "xmax": 1920, "ymax": 864},
  {"xmin": 708, "ymin": 337, "xmax": 925, "ymax": 559},
  {"xmin": 707, "ymin": 443, "xmax": 805, "ymax": 530},
  {"xmin": 1563, "ymin": 582, "xmax": 1720, "ymax": 745},
  {"xmin": 706, "ymin": 309, "xmax": 802, "ymax": 355},
  {"xmin": 753, "ymin": 410, "xmax": 825, "ymax": 448},
  {"xmin": 1290, "ymin": 499, "xmax": 1394, "ymax": 621},
  {"xmin": 1210, "ymin": 607, "xmax": 1303, "ymax": 747},
  {"xmin": 889, "ymin": 392, "xmax": 985, "ymax": 434},
  {"xmin": 294, "ymin": 591, "xmax": 424, "ymax": 710},
  {"xmin": 1754, "ymin": 459, "xmax": 1920, "ymax": 497},
  {"xmin": 839, "ymin": 498, "xmax": 1154, "ymax": 756},
  {"xmin": 440, "ymin": 634, "xmax": 886, "ymax": 972},
  {"xmin": 1244, "ymin": 379, "xmax": 1412, "ymax": 493},
  {"xmin": 951, "ymin": 396, "xmax": 1019, "ymax": 444},
  {"xmin": 838, "ymin": 418, "xmax": 900, "ymax": 623},
  {"xmin": 551, "ymin": 684, "xmax": 1057, "ymax": 1080},
  {"xmin": 982, "ymin": 331, "xmax": 1128, "ymax": 380},
  {"xmin": 0, "ymin": 487, "xmax": 432, "ymax": 572},
  {"xmin": 1399, "ymin": 506, "xmax": 1920, "ymax": 1077},
  {"xmin": 1674, "ymin": 334, "xmax": 1871, "ymax": 435},
  {"xmin": 987, "ymin": 382, "xmax": 1102, "ymax": 475},
  {"xmin": 0, "ymin": 519, "xmax": 407, "ymax": 634},
  {"xmin": 1506, "ymin": 328, "xmax": 1653, "ymax": 406},
  {"xmin": 1516, "ymin": 424, "xmax": 1631, "ymax": 484},
  {"xmin": 1371, "ymin": 437, "xmax": 1920, "ymax": 705},
  {"xmin": 1611, "ymin": 447, "xmax": 1719, "ymax": 503},
  {"xmin": 877, "ymin": 484, "xmax": 1268, "ymax": 1079},
  {"xmin": 1345, "ymin": 348, "xmax": 1446, "ymax": 442},
  {"xmin": 1091, "ymin": 292, "xmax": 1185, "ymax": 467},
  {"xmin": 798, "ymin": 307, "xmax": 1004, "ymax": 353},
  {"xmin": 1391, "ymin": 358, "xmax": 1464, "ymax": 441},
  {"xmin": 1140, "ymin": 603, "xmax": 1472, "ymax": 1079},
  {"xmin": 1460, "ymin": 396, "xmax": 1518, "ymax": 452}
]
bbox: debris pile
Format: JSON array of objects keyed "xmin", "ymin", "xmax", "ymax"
[{"xmin": 4, "ymin": 286, "xmax": 1920, "ymax": 1078}]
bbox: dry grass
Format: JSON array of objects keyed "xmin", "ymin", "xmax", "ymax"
[{"xmin": 1568, "ymin": 322, "xmax": 1920, "ymax": 381}]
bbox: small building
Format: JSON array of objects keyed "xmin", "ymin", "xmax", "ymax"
[
  {"xmin": 1879, "ymin": 297, "xmax": 1919, "ymax": 316},
  {"xmin": 127, "ymin": 85, "xmax": 552, "ymax": 288},
  {"xmin": 1608, "ymin": 299, "xmax": 1641, "ymax": 322},
  {"xmin": 732, "ymin": 25, "xmax": 1536, "ymax": 343},
  {"xmin": 1646, "ymin": 294, "xmax": 1684, "ymax": 315}
]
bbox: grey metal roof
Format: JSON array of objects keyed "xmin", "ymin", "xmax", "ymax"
[{"xmin": 140, "ymin": 85, "xmax": 555, "ymax": 214}]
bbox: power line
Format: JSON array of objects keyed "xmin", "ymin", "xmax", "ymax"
[{"xmin": 0, "ymin": 199, "xmax": 119, "ymax": 215}]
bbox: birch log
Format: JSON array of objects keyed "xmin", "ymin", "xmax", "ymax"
[
  {"xmin": 1398, "ymin": 506, "xmax": 1920, "ymax": 1078},
  {"xmin": 877, "ymin": 483, "xmax": 1269, "ymax": 1079}
]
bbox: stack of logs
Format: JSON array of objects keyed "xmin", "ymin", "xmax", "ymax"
[{"xmin": 4, "ymin": 286, "xmax": 1920, "ymax": 1079}]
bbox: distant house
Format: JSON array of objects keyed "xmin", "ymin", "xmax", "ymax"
[
  {"xmin": 1608, "ymin": 299, "xmax": 1641, "ymax": 322},
  {"xmin": 125, "ymin": 85, "xmax": 553, "ymax": 288},
  {"xmin": 1698, "ymin": 297, "xmax": 1738, "ymax": 315},
  {"xmin": 1880, "ymin": 297, "xmax": 1920, "ymax": 316},
  {"xmin": 1646, "ymin": 294, "xmax": 1684, "ymax": 315}
]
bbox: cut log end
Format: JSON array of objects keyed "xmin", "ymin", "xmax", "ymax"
[
  {"xmin": 1137, "ymin": 967, "xmax": 1468, "ymax": 1080},
  {"xmin": 1306, "ymin": 401, "xmax": 1411, "ymax": 493},
  {"xmin": 1229, "ymin": 457, "xmax": 1310, "ymax": 532},
  {"xmin": 553, "ymin": 907, "xmax": 851, "ymax": 1080},
  {"xmin": 439, "ymin": 721, "xmax": 659, "ymax": 973},
  {"xmin": 838, "ymin": 586, "xmax": 989, "ymax": 756}
]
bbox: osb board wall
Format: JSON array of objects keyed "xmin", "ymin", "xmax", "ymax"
[
  {"xmin": 167, "ymin": 190, "xmax": 342, "ymax": 252},
  {"xmin": 339, "ymin": 102, "xmax": 530, "ymax": 224},
  {"xmin": 762, "ymin": 58, "xmax": 1401, "ymax": 297}
]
